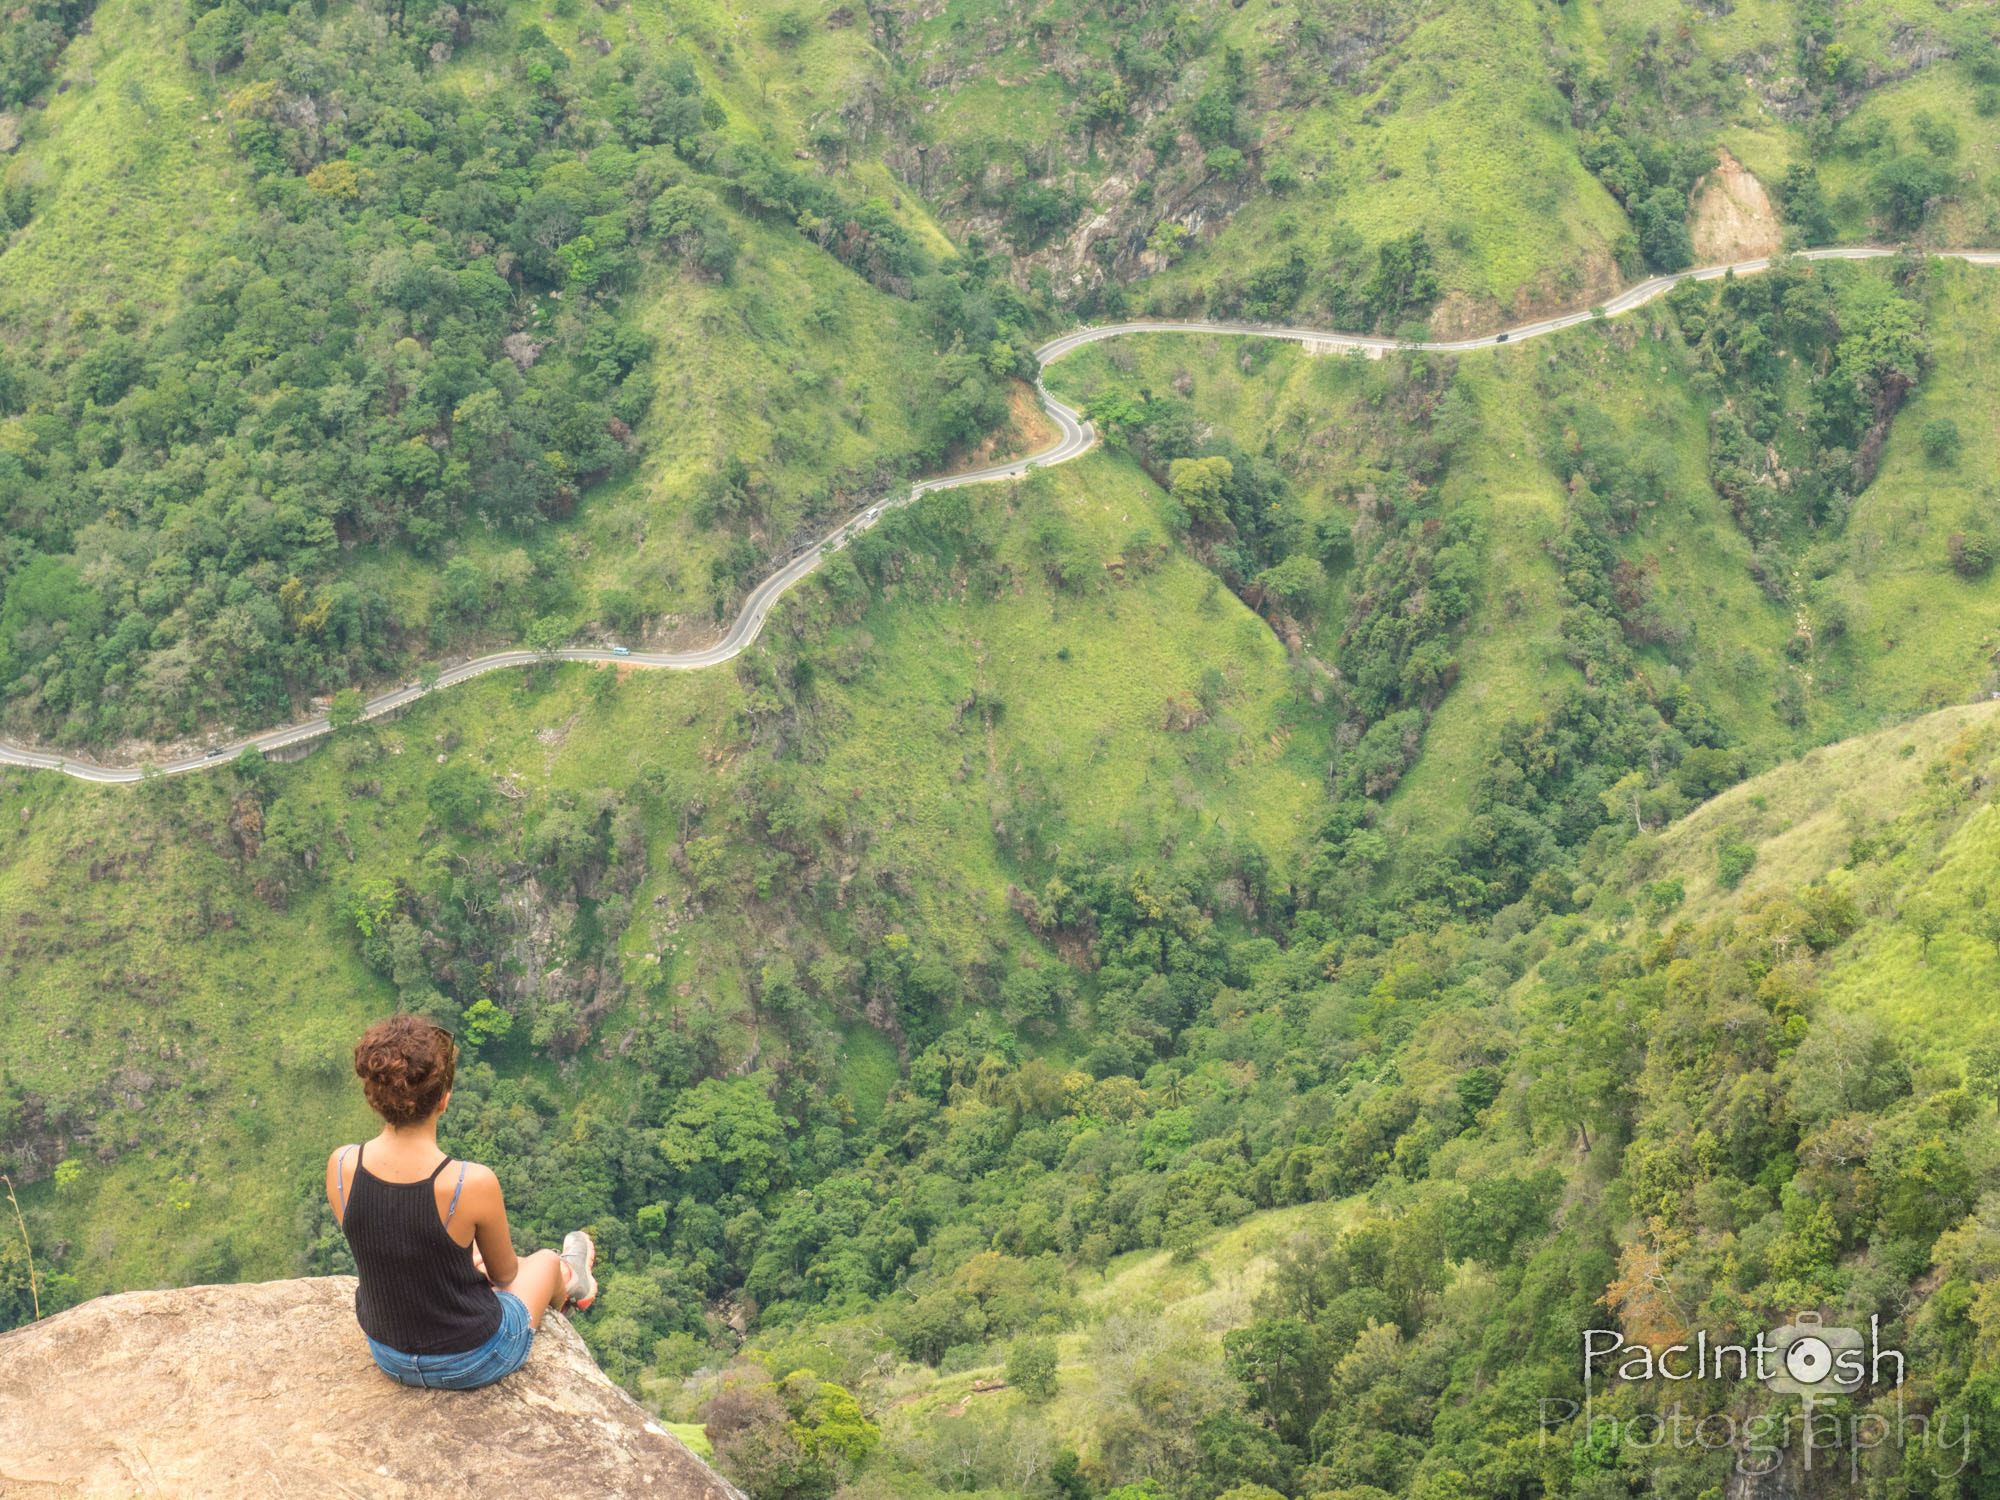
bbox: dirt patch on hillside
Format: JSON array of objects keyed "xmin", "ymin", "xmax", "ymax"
[{"xmin": 1691, "ymin": 149, "xmax": 1782, "ymax": 264}]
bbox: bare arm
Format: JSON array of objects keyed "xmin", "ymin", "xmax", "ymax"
[
  {"xmin": 461, "ymin": 1165, "xmax": 519, "ymax": 1285},
  {"xmin": 324, "ymin": 1145, "xmax": 358, "ymax": 1228}
]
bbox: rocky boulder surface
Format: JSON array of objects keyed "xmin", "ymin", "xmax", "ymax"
[{"xmin": 0, "ymin": 1276, "xmax": 740, "ymax": 1499}]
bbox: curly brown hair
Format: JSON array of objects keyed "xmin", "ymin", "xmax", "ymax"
[{"xmin": 353, "ymin": 1015, "xmax": 458, "ymax": 1127}]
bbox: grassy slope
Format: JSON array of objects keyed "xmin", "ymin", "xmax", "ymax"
[
  {"xmin": 1041, "ymin": 308, "xmax": 1800, "ymax": 860},
  {"xmin": 3, "ymin": 0, "xmax": 1022, "ymax": 654},
  {"xmin": 5, "ymin": 447, "xmax": 1326, "ymax": 1294},
  {"xmin": 1150, "ymin": 0, "xmax": 1637, "ymax": 325},
  {"xmin": 856, "ymin": 1196, "xmax": 1361, "ymax": 1482},
  {"xmin": 0, "ymin": 0, "xmax": 253, "ymax": 335},
  {"xmin": 1814, "ymin": 70, "xmax": 2000, "ymax": 248},
  {"xmin": 1045, "ymin": 261, "xmax": 2000, "ymax": 853},
  {"xmin": 427, "ymin": 0, "xmax": 976, "ymax": 625},
  {"xmin": 1829, "ymin": 260, "xmax": 2000, "ymax": 717},
  {"xmin": 896, "ymin": 0, "xmax": 1998, "ymax": 335},
  {"xmin": 1607, "ymin": 695, "xmax": 2000, "ymax": 1062}
]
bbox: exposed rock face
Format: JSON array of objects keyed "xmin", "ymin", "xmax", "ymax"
[
  {"xmin": 1690, "ymin": 148, "xmax": 1783, "ymax": 265},
  {"xmin": 0, "ymin": 1277, "xmax": 741, "ymax": 1500}
]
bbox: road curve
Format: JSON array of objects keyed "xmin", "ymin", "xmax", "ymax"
[{"xmin": 7, "ymin": 244, "xmax": 1996, "ymax": 783}]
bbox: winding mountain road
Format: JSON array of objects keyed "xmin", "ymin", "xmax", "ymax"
[{"xmin": 9, "ymin": 244, "xmax": 1997, "ymax": 784}]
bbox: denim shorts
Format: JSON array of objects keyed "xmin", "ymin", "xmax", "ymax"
[{"xmin": 368, "ymin": 1290, "xmax": 534, "ymax": 1391}]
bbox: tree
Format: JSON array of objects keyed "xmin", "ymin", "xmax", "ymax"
[
  {"xmin": 232, "ymin": 743, "xmax": 269, "ymax": 791},
  {"xmin": 1787, "ymin": 1012, "xmax": 1911, "ymax": 1128},
  {"xmin": 1082, "ymin": 77, "xmax": 1130, "ymax": 146},
  {"xmin": 659, "ymin": 1076, "xmax": 790, "ymax": 1199},
  {"xmin": 702, "ymin": 1370, "xmax": 879, "ymax": 1500},
  {"xmin": 1169, "ymin": 456, "xmax": 1234, "ymax": 528},
  {"xmin": 598, "ymin": 588, "xmax": 642, "ymax": 638},
  {"xmin": 1006, "ymin": 1334, "xmax": 1060, "ymax": 1402},
  {"xmin": 651, "ymin": 187, "xmax": 738, "ymax": 280},
  {"xmin": 1715, "ymin": 833, "xmax": 1756, "ymax": 890},
  {"xmin": 526, "ymin": 615, "xmax": 569, "ymax": 662},
  {"xmin": 1634, "ymin": 187, "xmax": 1693, "ymax": 272},
  {"xmin": 328, "ymin": 689, "xmax": 366, "ymax": 734},
  {"xmin": 1191, "ymin": 88, "xmax": 1236, "ymax": 145},
  {"xmin": 1778, "ymin": 163, "xmax": 1835, "ymax": 244},
  {"xmin": 1675, "ymin": 746, "xmax": 1740, "ymax": 799},
  {"xmin": 461, "ymin": 997, "xmax": 514, "ymax": 1047},
  {"xmin": 185, "ymin": 2, "xmax": 248, "ymax": 87},
  {"xmin": 1009, "ymin": 184, "xmax": 1080, "ymax": 249},
  {"xmin": 1872, "ymin": 155, "xmax": 1950, "ymax": 230},
  {"xmin": 1205, "ymin": 146, "xmax": 1246, "ymax": 181},
  {"xmin": 1912, "ymin": 111, "xmax": 1960, "ymax": 158},
  {"xmin": 1950, "ymin": 528, "xmax": 1994, "ymax": 578},
  {"xmin": 1147, "ymin": 221, "xmax": 1191, "ymax": 263},
  {"xmin": 1880, "ymin": 1136, "xmax": 1974, "ymax": 1239},
  {"xmin": 530, "ymin": 999, "xmax": 581, "ymax": 1053},
  {"xmin": 1254, "ymin": 554, "xmax": 1325, "ymax": 613},
  {"xmin": 428, "ymin": 764, "xmax": 493, "ymax": 829},
  {"xmin": 1904, "ymin": 893, "xmax": 1948, "ymax": 963},
  {"xmin": 1223, "ymin": 1318, "xmax": 1334, "ymax": 1447},
  {"xmin": 1365, "ymin": 231, "xmax": 1443, "ymax": 328},
  {"xmin": 1967, "ymin": 1032, "xmax": 2000, "ymax": 1112},
  {"xmin": 1000, "ymin": 967, "xmax": 1055, "ymax": 1028}
]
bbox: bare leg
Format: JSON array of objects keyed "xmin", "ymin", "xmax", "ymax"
[{"xmin": 492, "ymin": 1249, "xmax": 572, "ymax": 1331}]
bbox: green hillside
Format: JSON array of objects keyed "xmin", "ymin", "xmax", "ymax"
[
  {"xmin": 629, "ymin": 700, "xmax": 2000, "ymax": 1500},
  {"xmin": 7, "ymin": 1, "xmax": 2000, "ymax": 1498}
]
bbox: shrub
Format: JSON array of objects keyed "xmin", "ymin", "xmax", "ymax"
[
  {"xmin": 1716, "ymin": 834, "xmax": 1757, "ymax": 890},
  {"xmin": 1872, "ymin": 156, "xmax": 1951, "ymax": 230},
  {"xmin": 1949, "ymin": 528, "xmax": 1994, "ymax": 578},
  {"xmin": 1922, "ymin": 416, "xmax": 1962, "ymax": 466},
  {"xmin": 1911, "ymin": 112, "xmax": 1960, "ymax": 158},
  {"xmin": 1006, "ymin": 1335, "xmax": 1060, "ymax": 1401}
]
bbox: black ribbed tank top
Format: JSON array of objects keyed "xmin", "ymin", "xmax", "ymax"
[{"xmin": 341, "ymin": 1146, "xmax": 503, "ymax": 1355}]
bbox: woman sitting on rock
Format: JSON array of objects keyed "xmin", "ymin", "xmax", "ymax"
[{"xmin": 325, "ymin": 1014, "xmax": 598, "ymax": 1390}]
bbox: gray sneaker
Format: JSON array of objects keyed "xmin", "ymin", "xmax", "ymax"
[{"xmin": 561, "ymin": 1231, "xmax": 598, "ymax": 1311}]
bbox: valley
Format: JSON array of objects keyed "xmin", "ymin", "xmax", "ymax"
[{"xmin": 4, "ymin": 0, "xmax": 2000, "ymax": 1495}]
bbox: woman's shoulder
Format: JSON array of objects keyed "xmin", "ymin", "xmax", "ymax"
[
  {"xmin": 444, "ymin": 1158, "xmax": 503, "ymax": 1210},
  {"xmin": 324, "ymin": 1145, "xmax": 361, "ymax": 1204}
]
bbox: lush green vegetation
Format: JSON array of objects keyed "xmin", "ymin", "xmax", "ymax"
[
  {"xmin": 6, "ymin": 1, "xmax": 2000, "ymax": 1498},
  {"xmin": 0, "ymin": 0, "xmax": 1037, "ymax": 747}
]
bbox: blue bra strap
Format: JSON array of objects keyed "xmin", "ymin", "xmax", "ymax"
[
  {"xmin": 336, "ymin": 1146, "xmax": 355, "ymax": 1215},
  {"xmin": 445, "ymin": 1159, "xmax": 469, "ymax": 1228}
]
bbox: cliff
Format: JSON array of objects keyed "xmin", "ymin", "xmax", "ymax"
[{"xmin": 0, "ymin": 1276, "xmax": 741, "ymax": 1499}]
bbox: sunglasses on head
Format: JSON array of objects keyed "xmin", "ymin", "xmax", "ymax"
[{"xmin": 429, "ymin": 1024, "xmax": 459, "ymax": 1067}]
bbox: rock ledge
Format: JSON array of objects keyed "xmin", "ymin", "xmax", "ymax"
[{"xmin": 0, "ymin": 1276, "xmax": 739, "ymax": 1499}]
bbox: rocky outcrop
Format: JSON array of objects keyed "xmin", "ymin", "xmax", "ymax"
[
  {"xmin": 0, "ymin": 1277, "xmax": 741, "ymax": 1499},
  {"xmin": 1690, "ymin": 148, "xmax": 1782, "ymax": 265}
]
